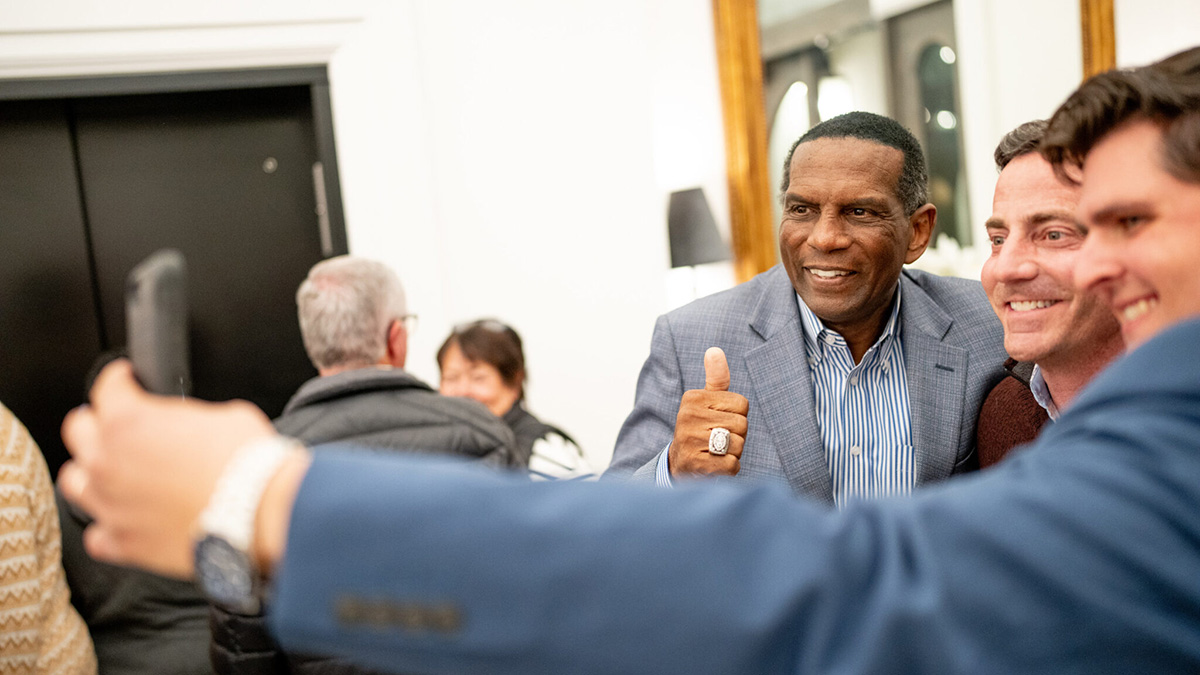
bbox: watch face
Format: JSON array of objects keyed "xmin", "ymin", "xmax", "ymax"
[{"xmin": 195, "ymin": 535, "xmax": 260, "ymax": 614}]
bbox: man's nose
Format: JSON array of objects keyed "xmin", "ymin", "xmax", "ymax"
[
  {"xmin": 1074, "ymin": 229, "xmax": 1122, "ymax": 293},
  {"xmin": 992, "ymin": 238, "xmax": 1039, "ymax": 282},
  {"xmin": 807, "ymin": 213, "xmax": 851, "ymax": 252}
]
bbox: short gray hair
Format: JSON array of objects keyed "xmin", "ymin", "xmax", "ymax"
[{"xmin": 296, "ymin": 255, "xmax": 408, "ymax": 371}]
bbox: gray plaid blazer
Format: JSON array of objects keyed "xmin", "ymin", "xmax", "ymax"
[{"xmin": 604, "ymin": 265, "xmax": 1006, "ymax": 505}]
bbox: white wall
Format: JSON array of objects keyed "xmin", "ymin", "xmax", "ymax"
[
  {"xmin": 0, "ymin": 0, "xmax": 729, "ymax": 470},
  {"xmin": 1115, "ymin": 0, "xmax": 1200, "ymax": 66}
]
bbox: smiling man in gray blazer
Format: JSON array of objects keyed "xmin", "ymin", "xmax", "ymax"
[{"xmin": 606, "ymin": 112, "xmax": 1005, "ymax": 506}]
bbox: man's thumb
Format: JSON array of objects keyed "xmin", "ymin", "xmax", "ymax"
[{"xmin": 704, "ymin": 347, "xmax": 731, "ymax": 392}]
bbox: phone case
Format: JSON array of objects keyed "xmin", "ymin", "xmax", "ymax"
[{"xmin": 125, "ymin": 249, "xmax": 191, "ymax": 396}]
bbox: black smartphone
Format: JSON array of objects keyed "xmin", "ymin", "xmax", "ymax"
[{"xmin": 125, "ymin": 249, "xmax": 191, "ymax": 397}]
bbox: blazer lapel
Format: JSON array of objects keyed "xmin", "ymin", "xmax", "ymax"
[
  {"xmin": 900, "ymin": 275, "xmax": 970, "ymax": 485},
  {"xmin": 742, "ymin": 270, "xmax": 835, "ymax": 505}
]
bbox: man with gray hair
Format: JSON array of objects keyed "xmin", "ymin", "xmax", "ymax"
[
  {"xmin": 295, "ymin": 255, "xmax": 413, "ymax": 377},
  {"xmin": 209, "ymin": 255, "xmax": 518, "ymax": 675},
  {"xmin": 275, "ymin": 255, "xmax": 517, "ymax": 467}
]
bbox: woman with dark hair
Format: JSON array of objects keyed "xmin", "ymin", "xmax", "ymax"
[{"xmin": 437, "ymin": 320, "xmax": 593, "ymax": 480}]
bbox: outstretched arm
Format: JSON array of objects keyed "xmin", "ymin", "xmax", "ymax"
[{"xmin": 58, "ymin": 338, "xmax": 1200, "ymax": 674}]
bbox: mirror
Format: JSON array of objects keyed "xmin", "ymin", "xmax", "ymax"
[{"xmin": 715, "ymin": 0, "xmax": 1115, "ymax": 281}]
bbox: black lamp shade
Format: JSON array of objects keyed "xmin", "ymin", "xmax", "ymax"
[{"xmin": 667, "ymin": 188, "xmax": 731, "ymax": 268}]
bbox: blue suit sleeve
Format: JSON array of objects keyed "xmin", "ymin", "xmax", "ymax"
[{"xmin": 268, "ymin": 321, "xmax": 1200, "ymax": 674}]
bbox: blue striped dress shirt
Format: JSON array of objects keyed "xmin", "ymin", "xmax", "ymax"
[{"xmin": 797, "ymin": 286, "xmax": 913, "ymax": 507}]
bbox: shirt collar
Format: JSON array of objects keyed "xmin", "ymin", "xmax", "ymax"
[
  {"xmin": 796, "ymin": 283, "xmax": 903, "ymax": 364},
  {"xmin": 1028, "ymin": 364, "xmax": 1061, "ymax": 421}
]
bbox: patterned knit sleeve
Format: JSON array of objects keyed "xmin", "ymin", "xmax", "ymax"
[{"xmin": 0, "ymin": 403, "xmax": 96, "ymax": 675}]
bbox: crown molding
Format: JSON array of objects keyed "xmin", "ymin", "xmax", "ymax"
[{"xmin": 0, "ymin": 18, "xmax": 362, "ymax": 79}]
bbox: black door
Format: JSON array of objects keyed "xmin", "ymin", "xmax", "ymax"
[
  {"xmin": 0, "ymin": 99, "xmax": 105, "ymax": 475},
  {"xmin": 76, "ymin": 86, "xmax": 325, "ymax": 413},
  {"xmin": 0, "ymin": 72, "xmax": 344, "ymax": 475}
]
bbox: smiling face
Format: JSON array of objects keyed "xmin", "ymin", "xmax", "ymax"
[
  {"xmin": 438, "ymin": 341, "xmax": 521, "ymax": 418},
  {"xmin": 981, "ymin": 153, "xmax": 1121, "ymax": 366},
  {"xmin": 779, "ymin": 137, "xmax": 933, "ymax": 348},
  {"xmin": 1075, "ymin": 119, "xmax": 1200, "ymax": 351}
]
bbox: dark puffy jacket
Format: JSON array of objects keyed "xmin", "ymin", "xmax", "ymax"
[
  {"xmin": 209, "ymin": 366, "xmax": 522, "ymax": 675},
  {"xmin": 273, "ymin": 367, "xmax": 519, "ymax": 468}
]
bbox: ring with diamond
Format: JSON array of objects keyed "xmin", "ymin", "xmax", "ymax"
[{"xmin": 708, "ymin": 427, "xmax": 731, "ymax": 456}]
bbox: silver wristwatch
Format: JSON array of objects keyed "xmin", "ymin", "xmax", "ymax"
[{"xmin": 193, "ymin": 435, "xmax": 301, "ymax": 614}]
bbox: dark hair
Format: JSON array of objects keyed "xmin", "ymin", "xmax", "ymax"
[
  {"xmin": 780, "ymin": 111, "xmax": 929, "ymax": 215},
  {"xmin": 995, "ymin": 119, "xmax": 1049, "ymax": 170},
  {"xmin": 1042, "ymin": 46, "xmax": 1200, "ymax": 184},
  {"xmin": 436, "ymin": 319, "xmax": 526, "ymax": 396}
]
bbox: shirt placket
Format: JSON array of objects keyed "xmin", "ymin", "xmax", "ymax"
[{"xmin": 832, "ymin": 335, "xmax": 869, "ymax": 501}]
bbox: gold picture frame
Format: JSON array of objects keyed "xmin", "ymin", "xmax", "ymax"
[
  {"xmin": 1080, "ymin": 0, "xmax": 1117, "ymax": 78},
  {"xmin": 712, "ymin": 0, "xmax": 777, "ymax": 283}
]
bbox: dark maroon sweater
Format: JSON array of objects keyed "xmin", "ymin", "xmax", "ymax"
[{"xmin": 975, "ymin": 360, "xmax": 1051, "ymax": 469}]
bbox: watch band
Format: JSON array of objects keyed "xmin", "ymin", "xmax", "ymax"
[{"xmin": 197, "ymin": 435, "xmax": 302, "ymax": 556}]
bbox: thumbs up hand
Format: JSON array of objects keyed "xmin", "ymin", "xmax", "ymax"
[{"xmin": 668, "ymin": 347, "xmax": 750, "ymax": 479}]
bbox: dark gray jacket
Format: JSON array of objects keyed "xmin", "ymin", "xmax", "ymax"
[
  {"xmin": 59, "ymin": 491, "xmax": 212, "ymax": 675},
  {"xmin": 273, "ymin": 367, "xmax": 519, "ymax": 468},
  {"xmin": 210, "ymin": 366, "xmax": 522, "ymax": 675}
]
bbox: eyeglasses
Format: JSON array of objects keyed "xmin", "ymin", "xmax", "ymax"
[{"xmin": 397, "ymin": 313, "xmax": 419, "ymax": 335}]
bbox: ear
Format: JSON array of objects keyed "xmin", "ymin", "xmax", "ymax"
[
  {"xmin": 904, "ymin": 203, "xmax": 937, "ymax": 264},
  {"xmin": 385, "ymin": 319, "xmax": 408, "ymax": 369}
]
